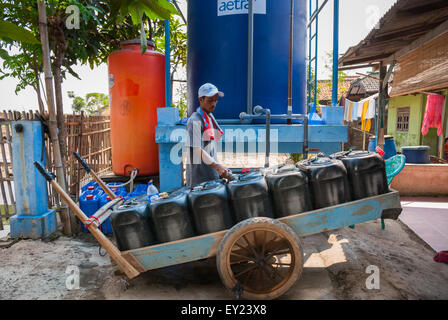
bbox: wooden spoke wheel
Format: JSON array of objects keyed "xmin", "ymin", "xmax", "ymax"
[{"xmin": 217, "ymin": 217, "xmax": 304, "ymax": 300}]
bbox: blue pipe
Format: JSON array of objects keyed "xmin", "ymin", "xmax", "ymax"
[
  {"xmin": 314, "ymin": 0, "xmax": 318, "ymax": 106},
  {"xmin": 332, "ymin": 0, "xmax": 339, "ymax": 106},
  {"xmin": 307, "ymin": 0, "xmax": 312, "ymax": 109},
  {"xmin": 247, "ymin": 0, "xmax": 254, "ymax": 115},
  {"xmin": 165, "ymin": 18, "xmax": 171, "ymax": 108}
]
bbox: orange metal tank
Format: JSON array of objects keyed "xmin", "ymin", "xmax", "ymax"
[{"xmin": 108, "ymin": 39, "xmax": 165, "ymax": 176}]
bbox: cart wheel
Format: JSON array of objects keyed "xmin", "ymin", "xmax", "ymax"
[{"xmin": 216, "ymin": 217, "xmax": 304, "ymax": 300}]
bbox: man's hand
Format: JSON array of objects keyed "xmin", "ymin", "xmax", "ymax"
[{"xmin": 212, "ymin": 163, "xmax": 230, "ymax": 179}]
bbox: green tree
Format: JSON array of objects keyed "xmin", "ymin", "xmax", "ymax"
[
  {"xmin": 0, "ymin": 3, "xmax": 40, "ymax": 44},
  {"xmin": 152, "ymin": 14, "xmax": 186, "ymax": 104},
  {"xmin": 307, "ymin": 64, "xmax": 321, "ymax": 105},
  {"xmin": 68, "ymin": 91, "xmax": 109, "ymax": 115},
  {"xmin": 323, "ymin": 51, "xmax": 347, "ymax": 103},
  {"xmin": 109, "ymin": 0, "xmax": 179, "ymax": 54}
]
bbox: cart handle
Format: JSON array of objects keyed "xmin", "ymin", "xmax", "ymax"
[
  {"xmin": 34, "ymin": 161, "xmax": 55, "ymax": 182},
  {"xmin": 74, "ymin": 152, "xmax": 92, "ymax": 173}
]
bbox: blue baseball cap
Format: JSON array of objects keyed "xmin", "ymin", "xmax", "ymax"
[{"xmin": 198, "ymin": 83, "xmax": 224, "ymax": 98}]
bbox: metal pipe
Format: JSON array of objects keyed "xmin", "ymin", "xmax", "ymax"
[
  {"xmin": 165, "ymin": 19, "xmax": 171, "ymax": 107},
  {"xmin": 287, "ymin": 0, "xmax": 294, "ymax": 121},
  {"xmin": 314, "ymin": 0, "xmax": 318, "ymax": 107},
  {"xmin": 247, "ymin": 0, "xmax": 254, "ymax": 115},
  {"xmin": 332, "ymin": 0, "xmax": 339, "ymax": 106},
  {"xmin": 172, "ymin": 0, "xmax": 187, "ymax": 25},
  {"xmin": 307, "ymin": 0, "xmax": 329, "ymax": 28},
  {"xmin": 252, "ymin": 106, "xmax": 271, "ymax": 168},
  {"xmin": 303, "ymin": 116, "xmax": 309, "ymax": 159},
  {"xmin": 307, "ymin": 0, "xmax": 312, "ymax": 109},
  {"xmin": 240, "ymin": 112, "xmax": 306, "ymax": 120},
  {"xmin": 265, "ymin": 110, "xmax": 271, "ymax": 168},
  {"xmin": 216, "ymin": 119, "xmax": 251, "ymax": 125}
]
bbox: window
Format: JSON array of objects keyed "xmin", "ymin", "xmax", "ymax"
[{"xmin": 396, "ymin": 107, "xmax": 410, "ymax": 132}]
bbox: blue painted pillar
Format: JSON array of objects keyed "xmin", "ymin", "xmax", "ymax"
[
  {"xmin": 156, "ymin": 108, "xmax": 183, "ymax": 192},
  {"xmin": 9, "ymin": 121, "xmax": 57, "ymax": 239}
]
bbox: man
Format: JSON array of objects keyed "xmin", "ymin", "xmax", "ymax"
[{"xmin": 185, "ymin": 83, "xmax": 230, "ymax": 187}]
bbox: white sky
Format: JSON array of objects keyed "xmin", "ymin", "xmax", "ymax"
[{"xmin": 0, "ymin": 0, "xmax": 396, "ymax": 113}]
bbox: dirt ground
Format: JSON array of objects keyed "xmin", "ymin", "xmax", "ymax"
[{"xmin": 1, "ymin": 217, "xmax": 448, "ymax": 300}]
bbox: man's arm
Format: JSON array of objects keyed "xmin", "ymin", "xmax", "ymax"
[{"xmin": 192, "ymin": 147, "xmax": 229, "ymax": 178}]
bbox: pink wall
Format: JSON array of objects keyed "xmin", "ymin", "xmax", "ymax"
[{"xmin": 391, "ymin": 164, "xmax": 448, "ymax": 196}]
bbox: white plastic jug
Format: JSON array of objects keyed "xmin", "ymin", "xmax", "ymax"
[{"xmin": 146, "ymin": 180, "xmax": 159, "ymax": 197}]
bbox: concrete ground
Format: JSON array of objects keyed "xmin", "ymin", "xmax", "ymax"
[
  {"xmin": 1, "ymin": 208, "xmax": 448, "ymax": 300},
  {"xmin": 399, "ymin": 197, "xmax": 448, "ymax": 252}
]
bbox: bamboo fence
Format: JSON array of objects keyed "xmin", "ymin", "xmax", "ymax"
[{"xmin": 0, "ymin": 110, "xmax": 112, "ymax": 230}]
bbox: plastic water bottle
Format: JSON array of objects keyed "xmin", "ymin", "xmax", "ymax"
[{"xmin": 146, "ymin": 180, "xmax": 159, "ymax": 197}]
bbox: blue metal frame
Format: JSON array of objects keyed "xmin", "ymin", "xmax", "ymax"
[
  {"xmin": 158, "ymin": 1, "xmax": 347, "ymax": 193},
  {"xmin": 156, "ymin": 127, "xmax": 347, "ymax": 192}
]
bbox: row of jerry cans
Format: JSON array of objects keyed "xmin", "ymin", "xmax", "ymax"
[
  {"xmin": 79, "ymin": 181, "xmax": 159, "ymax": 234},
  {"xmin": 110, "ymin": 151, "xmax": 389, "ymax": 251}
]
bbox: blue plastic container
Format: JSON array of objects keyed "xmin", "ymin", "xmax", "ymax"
[
  {"xmin": 187, "ymin": 0, "xmax": 307, "ymax": 120},
  {"xmin": 126, "ymin": 184, "xmax": 149, "ymax": 200},
  {"xmin": 79, "ymin": 193, "xmax": 100, "ymax": 233},
  {"xmin": 401, "ymin": 146, "xmax": 430, "ymax": 164},
  {"xmin": 96, "ymin": 193, "xmax": 115, "ymax": 234},
  {"xmin": 81, "ymin": 181, "xmax": 99, "ymax": 193},
  {"xmin": 368, "ymin": 135, "xmax": 397, "ymax": 159},
  {"xmin": 107, "ymin": 182, "xmax": 127, "ymax": 195}
]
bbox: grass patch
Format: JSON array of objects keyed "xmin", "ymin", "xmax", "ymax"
[{"xmin": 1, "ymin": 205, "xmax": 14, "ymax": 226}]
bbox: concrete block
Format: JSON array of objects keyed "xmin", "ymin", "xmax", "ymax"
[{"xmin": 10, "ymin": 209, "xmax": 57, "ymax": 240}]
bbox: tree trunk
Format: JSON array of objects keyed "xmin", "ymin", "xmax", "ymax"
[
  {"xmin": 37, "ymin": 0, "xmax": 73, "ymax": 236},
  {"xmin": 32, "ymin": 54, "xmax": 45, "ymax": 114},
  {"xmin": 52, "ymin": 15, "xmax": 68, "ymax": 176},
  {"xmin": 53, "ymin": 65, "xmax": 67, "ymax": 169}
]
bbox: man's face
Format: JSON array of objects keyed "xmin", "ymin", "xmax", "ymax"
[{"xmin": 199, "ymin": 94, "xmax": 219, "ymax": 114}]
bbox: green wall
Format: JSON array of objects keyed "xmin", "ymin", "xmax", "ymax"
[
  {"xmin": 388, "ymin": 93, "xmax": 448, "ymax": 156},
  {"xmin": 387, "ymin": 94, "xmax": 425, "ymax": 152}
]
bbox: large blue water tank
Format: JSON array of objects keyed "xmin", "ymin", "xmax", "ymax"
[{"xmin": 187, "ymin": 0, "xmax": 307, "ymax": 120}]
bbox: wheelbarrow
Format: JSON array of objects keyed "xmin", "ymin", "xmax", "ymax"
[{"xmin": 34, "ymin": 154, "xmax": 403, "ymax": 300}]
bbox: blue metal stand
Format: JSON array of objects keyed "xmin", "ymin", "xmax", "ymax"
[
  {"xmin": 156, "ymin": 108, "xmax": 347, "ymax": 192},
  {"xmin": 9, "ymin": 121, "xmax": 57, "ymax": 239}
]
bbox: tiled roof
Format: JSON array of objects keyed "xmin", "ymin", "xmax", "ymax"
[
  {"xmin": 317, "ymin": 77, "xmax": 356, "ymax": 101},
  {"xmin": 349, "ymin": 72, "xmax": 394, "ymax": 95}
]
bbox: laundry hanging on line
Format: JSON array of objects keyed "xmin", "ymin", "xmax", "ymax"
[
  {"xmin": 421, "ymin": 94, "xmax": 445, "ymax": 136},
  {"xmin": 343, "ymin": 96, "xmax": 377, "ymax": 123}
]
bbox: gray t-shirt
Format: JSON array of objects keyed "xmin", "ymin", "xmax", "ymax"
[{"xmin": 185, "ymin": 111, "xmax": 220, "ymax": 187}]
